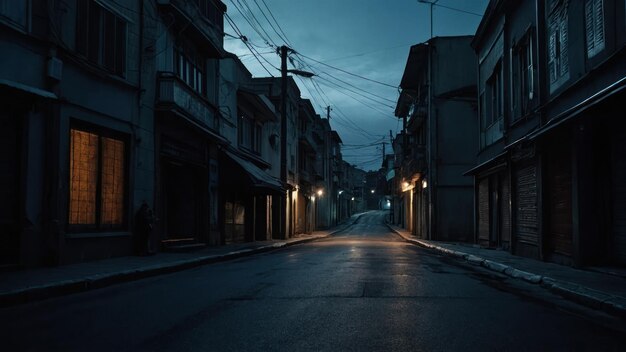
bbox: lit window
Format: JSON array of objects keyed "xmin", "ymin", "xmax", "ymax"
[{"xmin": 69, "ymin": 128, "xmax": 126, "ymax": 229}]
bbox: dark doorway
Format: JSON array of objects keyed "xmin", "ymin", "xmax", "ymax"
[
  {"xmin": 163, "ymin": 161, "xmax": 201, "ymax": 242},
  {"xmin": 0, "ymin": 112, "xmax": 20, "ymax": 266}
]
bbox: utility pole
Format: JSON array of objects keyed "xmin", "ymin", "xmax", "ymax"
[
  {"xmin": 326, "ymin": 105, "xmax": 332, "ymax": 119},
  {"xmin": 278, "ymin": 45, "xmax": 315, "ymax": 239},
  {"xmin": 279, "ymin": 45, "xmax": 289, "ymax": 239}
]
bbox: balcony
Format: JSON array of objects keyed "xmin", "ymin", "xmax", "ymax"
[
  {"xmin": 157, "ymin": 0, "xmax": 225, "ymax": 57},
  {"xmin": 407, "ymin": 103, "xmax": 427, "ymax": 131},
  {"xmin": 157, "ymin": 72, "xmax": 219, "ymax": 132}
]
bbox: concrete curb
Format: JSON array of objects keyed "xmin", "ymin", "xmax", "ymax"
[
  {"xmin": 0, "ymin": 218, "xmax": 362, "ymax": 308},
  {"xmin": 386, "ymin": 223, "xmax": 626, "ymax": 319}
]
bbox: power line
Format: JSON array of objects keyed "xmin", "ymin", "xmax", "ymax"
[
  {"xmin": 433, "ymin": 3, "xmax": 483, "ymax": 17},
  {"xmin": 224, "ymin": 13, "xmax": 275, "ymax": 76},
  {"xmin": 252, "ymin": 0, "xmax": 292, "ymax": 46},
  {"xmin": 296, "ymin": 53, "xmax": 398, "ymax": 89},
  {"xmin": 324, "ymin": 43, "xmax": 413, "ymax": 62},
  {"xmin": 259, "ymin": 0, "xmax": 293, "ymax": 46},
  {"xmin": 315, "ymin": 79, "xmax": 396, "ymax": 120}
]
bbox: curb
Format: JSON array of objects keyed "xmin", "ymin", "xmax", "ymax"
[
  {"xmin": 386, "ymin": 223, "xmax": 626, "ymax": 319},
  {"xmin": 0, "ymin": 218, "xmax": 361, "ymax": 309}
]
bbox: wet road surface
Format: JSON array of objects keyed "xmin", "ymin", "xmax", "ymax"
[{"xmin": 1, "ymin": 211, "xmax": 625, "ymax": 351}]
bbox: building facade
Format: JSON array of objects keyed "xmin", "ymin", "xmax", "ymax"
[
  {"xmin": 468, "ymin": 0, "xmax": 626, "ymax": 267},
  {"xmin": 394, "ymin": 36, "xmax": 478, "ymax": 242}
]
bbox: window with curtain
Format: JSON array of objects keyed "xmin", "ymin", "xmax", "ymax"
[{"xmin": 69, "ymin": 128, "xmax": 126, "ymax": 230}]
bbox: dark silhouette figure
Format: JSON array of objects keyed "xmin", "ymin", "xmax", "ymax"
[{"xmin": 135, "ymin": 202, "xmax": 155, "ymax": 256}]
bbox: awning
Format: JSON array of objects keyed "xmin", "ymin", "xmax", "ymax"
[
  {"xmin": 0, "ymin": 79, "xmax": 57, "ymax": 99},
  {"xmin": 237, "ymin": 88, "xmax": 277, "ymax": 122},
  {"xmin": 463, "ymin": 151, "xmax": 507, "ymax": 176},
  {"xmin": 222, "ymin": 149, "xmax": 284, "ymax": 194},
  {"xmin": 528, "ymin": 76, "xmax": 626, "ymax": 140}
]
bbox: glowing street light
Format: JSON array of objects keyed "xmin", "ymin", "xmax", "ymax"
[
  {"xmin": 370, "ymin": 189, "xmax": 375, "ymax": 194},
  {"xmin": 317, "ymin": 189, "xmax": 323, "ymax": 197}
]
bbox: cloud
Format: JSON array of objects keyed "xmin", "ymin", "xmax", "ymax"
[{"xmin": 223, "ymin": 0, "xmax": 488, "ymax": 170}]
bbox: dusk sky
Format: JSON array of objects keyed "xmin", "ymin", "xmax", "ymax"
[{"xmin": 223, "ymin": 0, "xmax": 489, "ymax": 171}]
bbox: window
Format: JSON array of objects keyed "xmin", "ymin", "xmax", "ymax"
[
  {"xmin": 548, "ymin": 0, "xmax": 569, "ymax": 91},
  {"xmin": 194, "ymin": 0, "xmax": 224, "ymax": 30},
  {"xmin": 585, "ymin": 0, "xmax": 605, "ymax": 58},
  {"xmin": 175, "ymin": 43, "xmax": 206, "ymax": 95},
  {"xmin": 69, "ymin": 128, "xmax": 126, "ymax": 230},
  {"xmin": 512, "ymin": 31, "xmax": 535, "ymax": 120},
  {"xmin": 480, "ymin": 61, "xmax": 504, "ymax": 148},
  {"xmin": 76, "ymin": 1, "xmax": 127, "ymax": 77},
  {"xmin": 238, "ymin": 112, "xmax": 262, "ymax": 154},
  {"xmin": 487, "ymin": 62, "xmax": 504, "ymax": 127},
  {"xmin": 0, "ymin": 0, "xmax": 28, "ymax": 29}
]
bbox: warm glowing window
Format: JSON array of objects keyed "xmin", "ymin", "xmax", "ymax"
[{"xmin": 69, "ymin": 128, "xmax": 126, "ymax": 229}]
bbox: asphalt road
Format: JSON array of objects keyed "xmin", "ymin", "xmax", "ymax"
[{"xmin": 1, "ymin": 211, "xmax": 625, "ymax": 351}]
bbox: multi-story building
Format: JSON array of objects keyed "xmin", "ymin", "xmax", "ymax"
[
  {"xmin": 394, "ymin": 36, "xmax": 478, "ymax": 241},
  {"xmin": 251, "ymin": 76, "xmax": 302, "ymax": 238},
  {"xmin": 468, "ymin": 0, "xmax": 626, "ymax": 267},
  {"xmin": 0, "ymin": 0, "xmax": 157, "ymax": 267},
  {"xmin": 151, "ymin": 0, "xmax": 227, "ymax": 250},
  {"xmin": 219, "ymin": 54, "xmax": 283, "ymax": 243},
  {"xmin": 0, "ymin": 0, "xmax": 350, "ymax": 269}
]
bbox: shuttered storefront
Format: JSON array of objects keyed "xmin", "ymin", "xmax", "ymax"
[
  {"xmin": 478, "ymin": 177, "xmax": 490, "ymax": 246},
  {"xmin": 500, "ymin": 173, "xmax": 511, "ymax": 249},
  {"xmin": 514, "ymin": 163, "xmax": 539, "ymax": 257},
  {"xmin": 612, "ymin": 129, "xmax": 626, "ymax": 264},
  {"xmin": 546, "ymin": 143, "xmax": 573, "ymax": 263}
]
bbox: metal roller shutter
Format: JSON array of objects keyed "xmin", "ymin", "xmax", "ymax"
[
  {"xmin": 515, "ymin": 164, "xmax": 539, "ymax": 247},
  {"xmin": 478, "ymin": 177, "xmax": 490, "ymax": 245},
  {"xmin": 546, "ymin": 144, "xmax": 573, "ymax": 259},
  {"xmin": 500, "ymin": 173, "xmax": 511, "ymax": 248}
]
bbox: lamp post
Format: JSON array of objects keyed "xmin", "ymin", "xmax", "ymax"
[
  {"xmin": 279, "ymin": 45, "xmax": 314, "ymax": 239},
  {"xmin": 418, "ymin": 0, "xmax": 439, "ymax": 38}
]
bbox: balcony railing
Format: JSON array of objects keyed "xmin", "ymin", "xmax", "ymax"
[
  {"xmin": 157, "ymin": 72, "xmax": 219, "ymax": 132},
  {"xmin": 157, "ymin": 0, "xmax": 225, "ymax": 55}
]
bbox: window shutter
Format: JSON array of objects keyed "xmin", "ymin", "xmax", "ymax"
[
  {"xmin": 559, "ymin": 12, "xmax": 569, "ymax": 77},
  {"xmin": 585, "ymin": 0, "xmax": 595, "ymax": 56},
  {"xmin": 548, "ymin": 29, "xmax": 557, "ymax": 83},
  {"xmin": 528, "ymin": 34, "xmax": 534, "ymax": 100},
  {"xmin": 594, "ymin": 0, "xmax": 605, "ymax": 53}
]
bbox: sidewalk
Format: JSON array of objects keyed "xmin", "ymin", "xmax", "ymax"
[
  {"xmin": 387, "ymin": 223, "xmax": 626, "ymax": 319},
  {"xmin": 0, "ymin": 216, "xmax": 360, "ymax": 308}
]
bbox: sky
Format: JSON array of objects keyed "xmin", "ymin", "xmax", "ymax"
[{"xmin": 223, "ymin": 0, "xmax": 490, "ymax": 171}]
